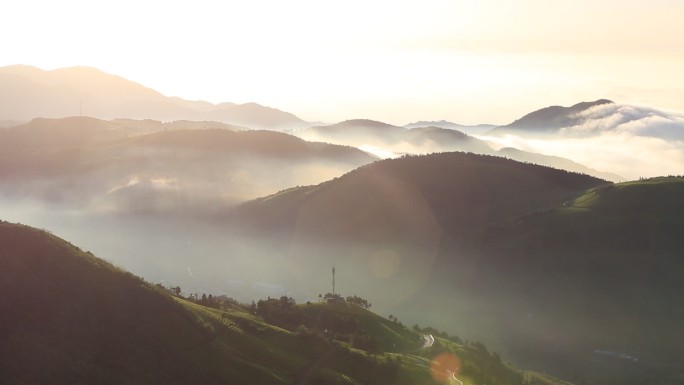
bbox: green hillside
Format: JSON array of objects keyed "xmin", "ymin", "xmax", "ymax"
[
  {"xmin": 231, "ymin": 152, "xmax": 607, "ymax": 308},
  {"xmin": 0, "ymin": 220, "xmax": 547, "ymax": 385},
  {"xmin": 416, "ymin": 177, "xmax": 684, "ymax": 385},
  {"xmin": 234, "ymin": 152, "xmax": 606, "ymax": 239},
  {"xmin": 232, "ymin": 155, "xmax": 684, "ymax": 385}
]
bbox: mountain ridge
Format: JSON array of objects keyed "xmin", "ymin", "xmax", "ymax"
[
  {"xmin": 232, "ymin": 152, "xmax": 607, "ymax": 241},
  {"xmin": 0, "ymin": 65, "xmax": 309, "ymax": 130},
  {"xmin": 296, "ymin": 119, "xmax": 493, "ymax": 156},
  {"xmin": 490, "ymin": 99, "xmax": 614, "ymax": 134},
  {"xmin": 0, "ymin": 117, "xmax": 376, "ymax": 209}
]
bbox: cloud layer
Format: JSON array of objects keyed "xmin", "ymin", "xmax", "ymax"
[{"xmin": 482, "ymin": 103, "xmax": 684, "ymax": 180}]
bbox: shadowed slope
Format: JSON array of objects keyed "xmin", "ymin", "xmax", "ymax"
[
  {"xmin": 234, "ymin": 152, "xmax": 607, "ymax": 240},
  {"xmin": 230, "ymin": 153, "xmax": 606, "ymax": 310},
  {"xmin": 0, "ymin": 221, "xmax": 244, "ymax": 384}
]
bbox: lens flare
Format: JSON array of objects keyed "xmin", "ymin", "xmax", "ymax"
[
  {"xmin": 369, "ymin": 249, "xmax": 401, "ymax": 278},
  {"xmin": 430, "ymin": 352, "xmax": 462, "ymax": 383}
]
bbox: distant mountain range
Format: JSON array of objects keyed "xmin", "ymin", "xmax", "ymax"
[
  {"xmin": 490, "ymin": 99, "xmax": 615, "ymax": 135},
  {"xmin": 296, "ymin": 119, "xmax": 492, "ymax": 156},
  {"xmin": 404, "ymin": 120, "xmax": 496, "ymax": 135},
  {"xmin": 0, "ymin": 65, "xmax": 309, "ymax": 130},
  {"xmin": 0, "ymin": 117, "xmax": 375, "ymax": 211},
  {"xmin": 3, "ymin": 64, "xmax": 678, "ymax": 179},
  {"xmin": 295, "ymin": 118, "xmax": 624, "ymax": 181}
]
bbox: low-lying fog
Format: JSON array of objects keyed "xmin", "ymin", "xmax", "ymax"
[
  {"xmin": 0, "ymin": 199, "xmax": 297, "ymax": 299},
  {"xmin": 480, "ymin": 103, "xmax": 684, "ymax": 180},
  {"xmin": 295, "ymin": 103, "xmax": 684, "ymax": 181}
]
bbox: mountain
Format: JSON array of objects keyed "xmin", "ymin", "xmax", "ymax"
[
  {"xmin": 296, "ymin": 119, "xmax": 493, "ymax": 156},
  {"xmin": 484, "ymin": 100, "xmax": 684, "ymax": 179},
  {"xmin": 231, "ymin": 154, "xmax": 684, "ymax": 384},
  {"xmin": 296, "ymin": 118, "xmax": 623, "ymax": 181},
  {"xmin": 233, "ymin": 152, "xmax": 606, "ymax": 238},
  {"xmin": 230, "ymin": 152, "xmax": 607, "ymax": 311},
  {"xmin": 404, "ymin": 120, "xmax": 496, "ymax": 135},
  {"xmin": 490, "ymin": 99, "xmax": 614, "ymax": 135},
  {"xmin": 0, "ymin": 116, "xmax": 251, "ymax": 154},
  {"xmin": 0, "ymin": 117, "xmax": 376, "ymax": 211},
  {"xmin": 0, "ymin": 65, "xmax": 309, "ymax": 130},
  {"xmin": 0, "ymin": 220, "xmax": 541, "ymax": 385}
]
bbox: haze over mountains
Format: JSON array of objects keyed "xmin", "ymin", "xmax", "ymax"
[
  {"xmin": 296, "ymin": 119, "xmax": 492, "ymax": 157},
  {"xmin": 0, "ymin": 117, "xmax": 375, "ymax": 212},
  {"xmin": 404, "ymin": 120, "xmax": 497, "ymax": 135},
  {"xmin": 3, "ymin": 64, "xmax": 683, "ymax": 179},
  {"xmin": 482, "ymin": 100, "xmax": 684, "ymax": 179},
  {"xmin": 490, "ymin": 99, "xmax": 615, "ymax": 135},
  {"xmin": 231, "ymin": 155, "xmax": 684, "ymax": 384},
  {"xmin": 296, "ymin": 118, "xmax": 623, "ymax": 181},
  {"xmin": 0, "ymin": 65, "xmax": 308, "ymax": 130},
  {"xmin": 3, "ymin": 64, "xmax": 684, "ymax": 385}
]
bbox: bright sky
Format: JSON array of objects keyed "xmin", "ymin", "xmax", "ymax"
[{"xmin": 3, "ymin": 0, "xmax": 684, "ymax": 125}]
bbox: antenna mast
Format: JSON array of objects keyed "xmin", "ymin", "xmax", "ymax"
[{"xmin": 332, "ymin": 266, "xmax": 336, "ymax": 295}]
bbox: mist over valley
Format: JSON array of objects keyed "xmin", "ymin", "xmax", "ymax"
[{"xmin": 2, "ymin": 65, "xmax": 684, "ymax": 385}]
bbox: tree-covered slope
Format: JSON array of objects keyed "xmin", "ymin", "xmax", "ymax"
[
  {"xmin": 234, "ymin": 152, "xmax": 607, "ymax": 242},
  {"xmin": 414, "ymin": 177, "xmax": 684, "ymax": 385},
  {"xmin": 230, "ymin": 152, "xmax": 607, "ymax": 318}
]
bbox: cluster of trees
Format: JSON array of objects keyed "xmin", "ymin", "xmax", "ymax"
[
  {"xmin": 345, "ymin": 294, "xmax": 371, "ymax": 309},
  {"xmin": 255, "ymin": 296, "xmax": 302, "ymax": 329},
  {"xmin": 157, "ymin": 282, "xmax": 526, "ymax": 385},
  {"xmin": 157, "ymin": 284, "xmax": 246, "ymax": 311},
  {"xmin": 164, "ymin": 284, "xmax": 387, "ymax": 355},
  {"xmin": 317, "ymin": 293, "xmax": 371, "ymax": 309},
  {"xmin": 319, "ymin": 293, "xmax": 343, "ymax": 303},
  {"xmin": 250, "ymin": 294, "xmax": 383, "ymax": 353}
]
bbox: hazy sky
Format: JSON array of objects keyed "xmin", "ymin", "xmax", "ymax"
[{"xmin": 3, "ymin": 0, "xmax": 683, "ymax": 125}]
